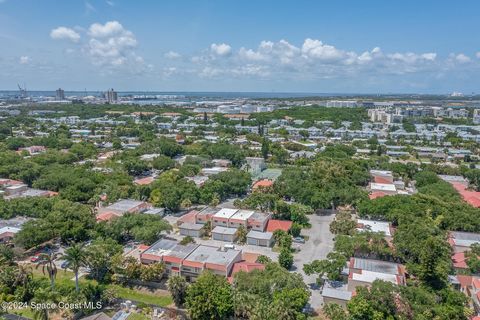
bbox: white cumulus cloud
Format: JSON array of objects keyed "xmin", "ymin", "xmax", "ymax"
[
  {"xmin": 454, "ymin": 53, "xmax": 471, "ymax": 63},
  {"xmin": 301, "ymin": 38, "xmax": 349, "ymax": 62},
  {"xmin": 173, "ymin": 38, "xmax": 450, "ymax": 81},
  {"xmin": 19, "ymin": 56, "xmax": 30, "ymax": 64},
  {"xmin": 50, "ymin": 27, "xmax": 81, "ymax": 42},
  {"xmin": 89, "ymin": 21, "xmax": 125, "ymax": 38},
  {"xmin": 210, "ymin": 43, "xmax": 232, "ymax": 56},
  {"xmin": 49, "ymin": 20, "xmax": 149, "ymax": 73}
]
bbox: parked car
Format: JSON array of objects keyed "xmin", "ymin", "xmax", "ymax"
[
  {"xmin": 293, "ymin": 237, "xmax": 305, "ymax": 244},
  {"xmin": 60, "ymin": 260, "xmax": 70, "ymax": 269},
  {"xmin": 30, "ymin": 248, "xmax": 52, "ymax": 263},
  {"xmin": 302, "ymin": 303, "xmax": 314, "ymax": 315}
]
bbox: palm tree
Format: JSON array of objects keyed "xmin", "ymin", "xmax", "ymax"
[
  {"xmin": 32, "ymin": 288, "xmax": 60, "ymax": 320},
  {"xmin": 62, "ymin": 243, "xmax": 87, "ymax": 292},
  {"xmin": 35, "ymin": 251, "xmax": 61, "ymax": 289},
  {"xmin": 14, "ymin": 264, "xmax": 33, "ymax": 288},
  {"xmin": 14, "ymin": 264, "xmax": 34, "ymax": 302}
]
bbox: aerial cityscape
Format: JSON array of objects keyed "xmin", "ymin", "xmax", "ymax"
[{"xmin": 1, "ymin": 1, "xmax": 480, "ymax": 320}]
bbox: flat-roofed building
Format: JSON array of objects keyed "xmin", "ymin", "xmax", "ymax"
[
  {"xmin": 370, "ymin": 170, "xmax": 394, "ymax": 184},
  {"xmin": 246, "ymin": 230, "xmax": 274, "ymax": 247},
  {"xmin": 140, "ymin": 239, "xmax": 199, "ymax": 277},
  {"xmin": 201, "ymin": 167, "xmax": 229, "ymax": 176},
  {"xmin": 229, "ymin": 210, "xmax": 254, "ymax": 228},
  {"xmin": 4, "ymin": 184, "xmax": 28, "ymax": 196},
  {"xmin": 98, "ymin": 199, "xmax": 151, "ymax": 217},
  {"xmin": 348, "ymin": 270, "xmax": 402, "ymax": 291},
  {"xmin": 141, "ymin": 238, "xmax": 181, "ymax": 263},
  {"xmin": 195, "ymin": 207, "xmax": 218, "ymax": 224},
  {"xmin": 369, "ymin": 182, "xmax": 397, "ymax": 194},
  {"xmin": 162, "ymin": 243, "xmax": 200, "ymax": 277},
  {"xmin": 322, "ymin": 283, "xmax": 352, "ymax": 308},
  {"xmin": 182, "ymin": 245, "xmax": 242, "ymax": 278},
  {"xmin": 449, "ymin": 231, "xmax": 480, "ymax": 253},
  {"xmin": 347, "ymin": 257, "xmax": 406, "ymax": 291},
  {"xmin": 212, "ymin": 226, "xmax": 238, "ymax": 242},
  {"xmin": 212, "ymin": 208, "xmax": 238, "ymax": 227},
  {"xmin": 247, "ymin": 211, "xmax": 271, "ymax": 232},
  {"xmin": 357, "ymin": 219, "xmax": 393, "ymax": 238},
  {"xmin": 179, "ymin": 222, "xmax": 205, "ymax": 238}
]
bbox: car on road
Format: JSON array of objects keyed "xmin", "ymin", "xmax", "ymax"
[
  {"xmin": 60, "ymin": 260, "xmax": 70, "ymax": 269},
  {"xmin": 293, "ymin": 237, "xmax": 305, "ymax": 244}
]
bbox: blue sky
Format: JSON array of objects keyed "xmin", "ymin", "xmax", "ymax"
[{"xmin": 0, "ymin": 0, "xmax": 479, "ymax": 93}]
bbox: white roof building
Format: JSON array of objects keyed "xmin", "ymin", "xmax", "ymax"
[
  {"xmin": 370, "ymin": 183, "xmax": 397, "ymax": 193},
  {"xmin": 213, "ymin": 208, "xmax": 238, "ymax": 220},
  {"xmin": 350, "ymin": 270, "xmax": 400, "ymax": 285},
  {"xmin": 230, "ymin": 210, "xmax": 254, "ymax": 222},
  {"xmin": 357, "ymin": 219, "xmax": 392, "ymax": 237}
]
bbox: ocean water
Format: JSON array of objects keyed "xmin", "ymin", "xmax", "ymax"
[{"xmin": 0, "ymin": 90, "xmax": 360, "ymax": 100}]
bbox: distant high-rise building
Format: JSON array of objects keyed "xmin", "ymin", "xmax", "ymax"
[
  {"xmin": 326, "ymin": 100, "xmax": 358, "ymax": 108},
  {"xmin": 105, "ymin": 88, "xmax": 118, "ymax": 103},
  {"xmin": 55, "ymin": 88, "xmax": 65, "ymax": 100}
]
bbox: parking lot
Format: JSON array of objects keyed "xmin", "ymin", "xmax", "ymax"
[{"xmin": 292, "ymin": 213, "xmax": 335, "ymax": 310}]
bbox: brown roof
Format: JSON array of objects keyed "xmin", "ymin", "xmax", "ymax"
[
  {"xmin": 266, "ymin": 219, "xmax": 293, "ymax": 232},
  {"xmin": 253, "ymin": 179, "xmax": 274, "ymax": 189},
  {"xmin": 242, "ymin": 251, "xmax": 261, "ymax": 263}
]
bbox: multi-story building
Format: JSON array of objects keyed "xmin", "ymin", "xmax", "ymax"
[
  {"xmin": 140, "ymin": 239, "xmax": 242, "ymax": 281},
  {"xmin": 326, "ymin": 100, "xmax": 358, "ymax": 108},
  {"xmin": 55, "ymin": 88, "xmax": 65, "ymax": 100},
  {"xmin": 105, "ymin": 88, "xmax": 118, "ymax": 103}
]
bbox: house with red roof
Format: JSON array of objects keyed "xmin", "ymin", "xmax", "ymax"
[
  {"xmin": 450, "ymin": 181, "xmax": 480, "ymax": 208},
  {"xmin": 266, "ymin": 219, "xmax": 293, "ymax": 233},
  {"xmin": 252, "ymin": 179, "xmax": 274, "ymax": 191},
  {"xmin": 227, "ymin": 261, "xmax": 265, "ymax": 283},
  {"xmin": 96, "ymin": 212, "xmax": 121, "ymax": 222},
  {"xmin": 452, "ymin": 251, "xmax": 469, "ymax": 271},
  {"xmin": 134, "ymin": 176, "xmax": 155, "ymax": 186}
]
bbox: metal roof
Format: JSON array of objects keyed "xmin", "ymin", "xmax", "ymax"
[
  {"xmin": 321, "ymin": 287, "xmax": 352, "ymax": 301},
  {"xmin": 106, "ymin": 199, "xmax": 145, "ymax": 212},
  {"xmin": 352, "ymin": 258, "xmax": 401, "ymax": 275}
]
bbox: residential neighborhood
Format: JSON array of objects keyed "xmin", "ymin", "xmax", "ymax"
[{"xmin": 2, "ymin": 1, "xmax": 480, "ymax": 319}]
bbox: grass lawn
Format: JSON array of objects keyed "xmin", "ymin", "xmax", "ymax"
[
  {"xmin": 28, "ymin": 264, "xmax": 173, "ymax": 307},
  {"xmin": 127, "ymin": 312, "xmax": 151, "ymax": 320},
  {"xmin": 108, "ymin": 285, "xmax": 172, "ymax": 306}
]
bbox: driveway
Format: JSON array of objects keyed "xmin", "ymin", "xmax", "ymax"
[{"xmin": 291, "ymin": 213, "xmax": 335, "ymax": 311}]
